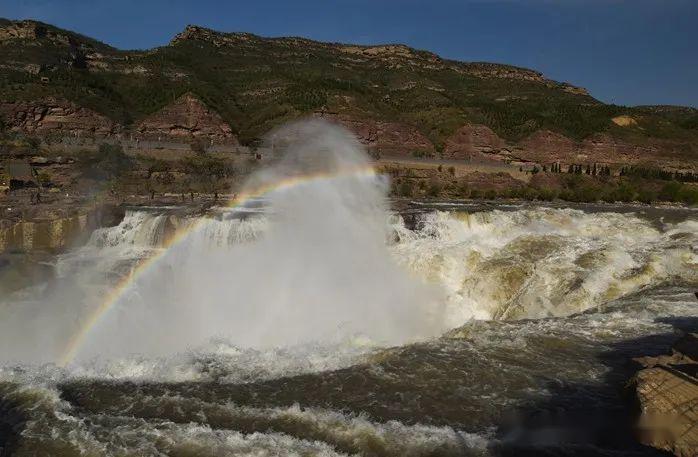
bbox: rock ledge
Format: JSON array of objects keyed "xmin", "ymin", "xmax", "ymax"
[{"xmin": 633, "ymin": 333, "xmax": 698, "ymax": 456}]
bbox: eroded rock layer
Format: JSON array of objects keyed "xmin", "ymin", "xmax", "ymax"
[
  {"xmin": 0, "ymin": 98, "xmax": 121, "ymax": 137},
  {"xmin": 135, "ymin": 94, "xmax": 238, "ymax": 145}
]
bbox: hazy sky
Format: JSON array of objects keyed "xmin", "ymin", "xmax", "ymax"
[{"xmin": 3, "ymin": 0, "xmax": 697, "ymax": 107}]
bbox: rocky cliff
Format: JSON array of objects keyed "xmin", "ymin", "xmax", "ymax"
[
  {"xmin": 0, "ymin": 94, "xmax": 241, "ymax": 145},
  {"xmin": 316, "ymin": 113, "xmax": 434, "ymax": 156},
  {"xmin": 0, "ymin": 203, "xmax": 124, "ymax": 254},
  {"xmin": 443, "ymin": 123, "xmax": 697, "ymax": 171},
  {"xmin": 0, "ymin": 98, "xmax": 121, "ymax": 137},
  {"xmin": 443, "ymin": 124, "xmax": 506, "ymax": 160},
  {"xmin": 136, "ymin": 94, "xmax": 238, "ymax": 145}
]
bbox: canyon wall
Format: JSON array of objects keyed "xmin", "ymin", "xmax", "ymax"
[
  {"xmin": 0, "ymin": 95, "xmax": 240, "ymax": 146},
  {"xmin": 0, "ymin": 98, "xmax": 121, "ymax": 137},
  {"xmin": 1, "ymin": 96, "xmax": 695, "ymax": 172}
]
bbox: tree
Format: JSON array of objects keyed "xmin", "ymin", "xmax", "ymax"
[
  {"xmin": 659, "ymin": 181, "xmax": 682, "ymax": 202},
  {"xmin": 79, "ymin": 143, "xmax": 133, "ymax": 181}
]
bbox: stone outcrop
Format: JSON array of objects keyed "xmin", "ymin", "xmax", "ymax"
[
  {"xmin": 443, "ymin": 124, "xmax": 506, "ymax": 160},
  {"xmin": 0, "ymin": 203, "xmax": 124, "ymax": 294},
  {"xmin": 0, "ymin": 98, "xmax": 121, "ymax": 137},
  {"xmin": 516, "ymin": 130, "xmax": 579, "ymax": 163},
  {"xmin": 581, "ymin": 133, "xmax": 658, "ymax": 165},
  {"xmin": 0, "ymin": 20, "xmax": 68, "ymax": 44},
  {"xmin": 442, "ymin": 124, "xmax": 697, "ymax": 171},
  {"xmin": 0, "ymin": 94, "xmax": 240, "ymax": 146},
  {"xmin": 170, "ymin": 25, "xmax": 256, "ymax": 47},
  {"xmin": 458, "ymin": 62, "xmax": 546, "ymax": 83},
  {"xmin": 339, "ymin": 44, "xmax": 437, "ymax": 62},
  {"xmin": 317, "ymin": 113, "xmax": 435, "ymax": 156},
  {"xmin": 136, "ymin": 94, "xmax": 238, "ymax": 145},
  {"xmin": 0, "ymin": 204, "xmax": 124, "ymax": 254},
  {"xmin": 612, "ymin": 115, "xmax": 638, "ymax": 127},
  {"xmin": 632, "ymin": 333, "xmax": 698, "ymax": 456}
]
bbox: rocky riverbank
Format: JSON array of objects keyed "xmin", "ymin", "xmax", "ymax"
[
  {"xmin": 0, "ymin": 198, "xmax": 125, "ymax": 294},
  {"xmin": 0, "ymin": 199, "xmax": 124, "ymax": 254},
  {"xmin": 633, "ymin": 331, "xmax": 698, "ymax": 456}
]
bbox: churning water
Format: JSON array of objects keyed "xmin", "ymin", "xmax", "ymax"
[{"xmin": 0, "ymin": 122, "xmax": 696, "ymax": 456}]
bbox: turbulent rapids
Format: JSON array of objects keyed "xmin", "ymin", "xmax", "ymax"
[{"xmin": 0, "ymin": 122, "xmax": 696, "ymax": 456}]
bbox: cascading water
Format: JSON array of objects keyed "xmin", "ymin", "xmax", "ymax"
[
  {"xmin": 0, "ymin": 121, "xmax": 696, "ymax": 456},
  {"xmin": 391, "ymin": 208, "xmax": 697, "ymax": 323},
  {"xmin": 0, "ymin": 121, "xmax": 445, "ymax": 364}
]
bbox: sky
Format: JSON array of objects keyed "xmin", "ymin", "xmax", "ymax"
[{"xmin": 2, "ymin": 0, "xmax": 697, "ymax": 108}]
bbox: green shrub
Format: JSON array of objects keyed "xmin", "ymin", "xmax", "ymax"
[
  {"xmin": 678, "ymin": 186, "xmax": 698, "ymax": 205},
  {"xmin": 74, "ymin": 143, "xmax": 133, "ymax": 180},
  {"xmin": 427, "ymin": 179, "xmax": 442, "ymax": 197},
  {"xmin": 658, "ymin": 181, "xmax": 682, "ymax": 202}
]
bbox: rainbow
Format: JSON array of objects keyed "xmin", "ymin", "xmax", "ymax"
[{"xmin": 58, "ymin": 165, "xmax": 377, "ymax": 367}]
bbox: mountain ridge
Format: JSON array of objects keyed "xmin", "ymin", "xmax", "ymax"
[{"xmin": 0, "ymin": 17, "xmax": 696, "ymax": 172}]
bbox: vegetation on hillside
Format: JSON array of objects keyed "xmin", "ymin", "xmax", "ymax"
[
  {"xmin": 1, "ymin": 20, "xmax": 697, "ymax": 150},
  {"xmin": 389, "ymin": 166, "xmax": 698, "ymax": 205}
]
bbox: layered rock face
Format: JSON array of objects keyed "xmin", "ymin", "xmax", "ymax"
[
  {"xmin": 443, "ymin": 124, "xmax": 697, "ymax": 171},
  {"xmin": 0, "ymin": 214, "xmax": 89, "ymax": 253},
  {"xmin": 0, "ymin": 98, "xmax": 121, "ymax": 137},
  {"xmin": 0, "ymin": 203, "xmax": 124, "ymax": 294},
  {"xmin": 0, "ymin": 95, "xmax": 239, "ymax": 145},
  {"xmin": 318, "ymin": 113, "xmax": 434, "ymax": 156},
  {"xmin": 136, "ymin": 94, "xmax": 238, "ymax": 145},
  {"xmin": 517, "ymin": 130, "xmax": 656, "ymax": 166},
  {"xmin": 515, "ymin": 130, "xmax": 579, "ymax": 163},
  {"xmin": 0, "ymin": 204, "xmax": 124, "ymax": 254},
  {"xmin": 633, "ymin": 333, "xmax": 698, "ymax": 456},
  {"xmin": 443, "ymin": 124, "xmax": 506, "ymax": 160}
]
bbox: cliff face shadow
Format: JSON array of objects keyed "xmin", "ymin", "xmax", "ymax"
[
  {"xmin": 0, "ymin": 383, "xmax": 29, "ymax": 457},
  {"xmin": 491, "ymin": 316, "xmax": 698, "ymax": 457}
]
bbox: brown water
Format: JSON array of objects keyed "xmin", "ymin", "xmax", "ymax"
[{"xmin": 0, "ymin": 202, "xmax": 696, "ymax": 456}]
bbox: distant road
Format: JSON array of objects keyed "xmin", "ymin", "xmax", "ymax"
[
  {"xmin": 44, "ymin": 137, "xmax": 249, "ymax": 157},
  {"xmin": 41, "ymin": 138, "xmax": 530, "ymax": 181}
]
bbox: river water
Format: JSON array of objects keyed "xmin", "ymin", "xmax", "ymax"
[{"xmin": 0, "ymin": 199, "xmax": 696, "ymax": 456}]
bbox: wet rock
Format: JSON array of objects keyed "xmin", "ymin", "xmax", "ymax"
[
  {"xmin": 674, "ymin": 334, "xmax": 698, "ymax": 362},
  {"xmin": 0, "ymin": 203, "xmax": 125, "ymax": 254},
  {"xmin": 632, "ymin": 333, "xmax": 698, "ymax": 456}
]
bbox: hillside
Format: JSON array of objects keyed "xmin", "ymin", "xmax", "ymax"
[{"xmin": 0, "ymin": 19, "xmax": 697, "ymax": 171}]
